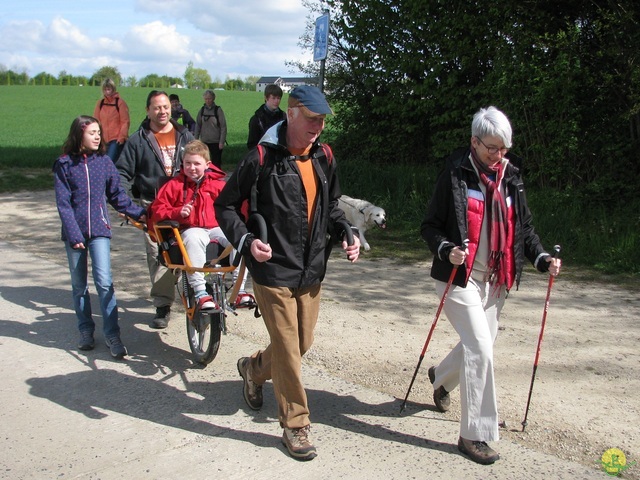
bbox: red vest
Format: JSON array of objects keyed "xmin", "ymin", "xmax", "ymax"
[{"xmin": 465, "ymin": 187, "xmax": 516, "ymax": 290}]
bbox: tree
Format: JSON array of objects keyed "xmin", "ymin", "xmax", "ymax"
[
  {"xmin": 0, "ymin": 67, "xmax": 29, "ymax": 85},
  {"xmin": 296, "ymin": 0, "xmax": 640, "ymax": 194},
  {"xmin": 184, "ymin": 62, "xmax": 212, "ymax": 89},
  {"xmin": 167, "ymin": 76, "xmax": 183, "ymax": 87},
  {"xmin": 58, "ymin": 70, "xmax": 72, "ymax": 86},
  {"xmin": 139, "ymin": 74, "xmax": 163, "ymax": 88},
  {"xmin": 123, "ymin": 75, "xmax": 137, "ymax": 87},
  {"xmin": 245, "ymin": 75, "xmax": 260, "ymax": 90},
  {"xmin": 33, "ymin": 71, "xmax": 56, "ymax": 86},
  {"xmin": 224, "ymin": 75, "xmax": 248, "ymax": 90},
  {"xmin": 89, "ymin": 66, "xmax": 122, "ymax": 87}
]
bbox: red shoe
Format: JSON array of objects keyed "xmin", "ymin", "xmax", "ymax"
[
  {"xmin": 197, "ymin": 295, "xmax": 218, "ymax": 311},
  {"xmin": 235, "ymin": 292, "xmax": 256, "ymax": 309}
]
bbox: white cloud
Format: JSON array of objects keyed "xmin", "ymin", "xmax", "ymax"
[
  {"xmin": 43, "ymin": 16, "xmax": 91, "ymax": 54},
  {"xmin": 0, "ymin": 1, "xmax": 314, "ymax": 79},
  {"xmin": 123, "ymin": 21, "xmax": 192, "ymax": 61},
  {"xmin": 0, "ymin": 20, "xmax": 45, "ymax": 52}
]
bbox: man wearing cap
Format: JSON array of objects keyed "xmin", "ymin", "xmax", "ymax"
[{"xmin": 215, "ymin": 85, "xmax": 361, "ymax": 461}]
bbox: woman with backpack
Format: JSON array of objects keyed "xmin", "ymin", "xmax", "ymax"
[
  {"xmin": 195, "ymin": 89, "xmax": 227, "ymax": 168},
  {"xmin": 93, "ymin": 78, "xmax": 130, "ymax": 163}
]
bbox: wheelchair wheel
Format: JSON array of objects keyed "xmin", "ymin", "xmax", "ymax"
[{"xmin": 186, "ymin": 310, "xmax": 222, "ymax": 365}]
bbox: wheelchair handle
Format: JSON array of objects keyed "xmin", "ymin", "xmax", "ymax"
[
  {"xmin": 234, "ymin": 213, "xmax": 268, "ymax": 268},
  {"xmin": 247, "ymin": 213, "xmax": 268, "ymax": 243},
  {"xmin": 336, "ymin": 219, "xmax": 354, "ymax": 246}
]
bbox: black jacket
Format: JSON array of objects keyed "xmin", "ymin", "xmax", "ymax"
[
  {"xmin": 421, "ymin": 148, "xmax": 550, "ymax": 290},
  {"xmin": 171, "ymin": 105, "xmax": 196, "ymax": 133},
  {"xmin": 246, "ymin": 104, "xmax": 286, "ymax": 149},
  {"xmin": 117, "ymin": 119, "xmax": 194, "ymax": 201},
  {"xmin": 215, "ymin": 121, "xmax": 355, "ymax": 288}
]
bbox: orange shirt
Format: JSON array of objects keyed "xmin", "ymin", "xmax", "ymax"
[
  {"xmin": 291, "ymin": 146, "xmax": 317, "ymax": 230},
  {"xmin": 154, "ymin": 129, "xmax": 177, "ymax": 176}
]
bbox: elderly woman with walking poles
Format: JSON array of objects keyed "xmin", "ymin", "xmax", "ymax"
[{"xmin": 420, "ymin": 106, "xmax": 562, "ymax": 465}]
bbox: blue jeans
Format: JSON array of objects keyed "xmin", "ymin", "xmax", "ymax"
[
  {"xmin": 106, "ymin": 140, "xmax": 123, "ymax": 163},
  {"xmin": 65, "ymin": 237, "xmax": 120, "ymax": 338}
]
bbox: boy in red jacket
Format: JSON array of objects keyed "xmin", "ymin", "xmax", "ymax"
[{"xmin": 149, "ymin": 140, "xmax": 238, "ymax": 310}]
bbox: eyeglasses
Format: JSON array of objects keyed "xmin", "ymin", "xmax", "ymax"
[{"xmin": 476, "ymin": 137, "xmax": 509, "ymax": 156}]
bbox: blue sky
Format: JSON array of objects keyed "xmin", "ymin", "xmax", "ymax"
[{"xmin": 0, "ymin": 0, "xmax": 317, "ymax": 80}]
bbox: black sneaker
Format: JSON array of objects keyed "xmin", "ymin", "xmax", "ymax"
[
  {"xmin": 428, "ymin": 366, "xmax": 450, "ymax": 412},
  {"xmin": 282, "ymin": 426, "xmax": 317, "ymax": 461},
  {"xmin": 105, "ymin": 336, "xmax": 128, "ymax": 359},
  {"xmin": 458, "ymin": 436, "xmax": 500, "ymax": 465},
  {"xmin": 237, "ymin": 357, "xmax": 263, "ymax": 410},
  {"xmin": 77, "ymin": 331, "xmax": 95, "ymax": 351},
  {"xmin": 151, "ymin": 306, "xmax": 171, "ymax": 329}
]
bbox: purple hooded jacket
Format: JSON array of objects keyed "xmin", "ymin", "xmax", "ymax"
[{"xmin": 54, "ymin": 152, "xmax": 145, "ymax": 246}]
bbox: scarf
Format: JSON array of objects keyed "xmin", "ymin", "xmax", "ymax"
[{"xmin": 470, "ymin": 148, "xmax": 509, "ymax": 290}]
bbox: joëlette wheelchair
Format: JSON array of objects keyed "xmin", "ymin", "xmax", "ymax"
[{"xmin": 127, "ymin": 214, "xmax": 266, "ymax": 365}]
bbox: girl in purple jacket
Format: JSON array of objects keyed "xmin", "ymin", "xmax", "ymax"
[{"xmin": 54, "ymin": 115, "xmax": 146, "ymax": 359}]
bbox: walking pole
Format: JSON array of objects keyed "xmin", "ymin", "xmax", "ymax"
[
  {"xmin": 521, "ymin": 245, "xmax": 561, "ymax": 432},
  {"xmin": 400, "ymin": 241, "xmax": 467, "ymax": 413}
]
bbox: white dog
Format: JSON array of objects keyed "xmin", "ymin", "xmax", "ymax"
[{"xmin": 338, "ymin": 195, "xmax": 387, "ymax": 251}]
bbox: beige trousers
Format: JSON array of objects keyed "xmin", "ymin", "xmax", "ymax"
[{"xmin": 248, "ymin": 282, "xmax": 322, "ymax": 429}]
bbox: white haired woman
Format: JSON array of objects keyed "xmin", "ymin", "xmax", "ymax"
[{"xmin": 420, "ymin": 106, "xmax": 562, "ymax": 465}]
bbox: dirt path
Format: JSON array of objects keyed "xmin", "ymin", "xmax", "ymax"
[{"xmin": 2, "ymin": 190, "xmax": 638, "ymax": 478}]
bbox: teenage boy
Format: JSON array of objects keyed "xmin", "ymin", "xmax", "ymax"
[{"xmin": 246, "ymin": 84, "xmax": 286, "ymax": 150}]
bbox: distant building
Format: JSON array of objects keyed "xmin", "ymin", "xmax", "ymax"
[{"xmin": 255, "ymin": 76, "xmax": 319, "ymax": 93}]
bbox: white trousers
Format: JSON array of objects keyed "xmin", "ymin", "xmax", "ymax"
[
  {"xmin": 431, "ymin": 275, "xmax": 505, "ymax": 442},
  {"xmin": 181, "ymin": 227, "xmax": 232, "ymax": 292}
]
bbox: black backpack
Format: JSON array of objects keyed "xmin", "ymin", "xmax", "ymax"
[
  {"xmin": 198, "ymin": 104, "xmax": 220, "ymax": 124},
  {"xmin": 100, "ymin": 97, "xmax": 120, "ymax": 112}
]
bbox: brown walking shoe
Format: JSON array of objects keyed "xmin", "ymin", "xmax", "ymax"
[
  {"xmin": 282, "ymin": 425, "xmax": 317, "ymax": 461},
  {"xmin": 428, "ymin": 366, "xmax": 450, "ymax": 412},
  {"xmin": 458, "ymin": 437, "xmax": 500, "ymax": 465},
  {"xmin": 237, "ymin": 357, "xmax": 263, "ymax": 410}
]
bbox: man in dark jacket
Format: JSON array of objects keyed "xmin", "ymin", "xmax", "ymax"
[
  {"xmin": 117, "ymin": 90, "xmax": 195, "ymax": 328},
  {"xmin": 215, "ymin": 85, "xmax": 360, "ymax": 461},
  {"xmin": 246, "ymin": 83, "xmax": 286, "ymax": 150}
]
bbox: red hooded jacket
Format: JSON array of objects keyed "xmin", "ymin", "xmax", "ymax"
[{"xmin": 148, "ymin": 163, "xmax": 226, "ymax": 236}]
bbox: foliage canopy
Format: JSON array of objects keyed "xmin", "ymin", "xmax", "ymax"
[{"xmin": 295, "ymin": 0, "xmax": 640, "ymax": 197}]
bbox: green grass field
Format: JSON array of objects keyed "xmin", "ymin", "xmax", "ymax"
[{"xmin": 0, "ymin": 85, "xmax": 271, "ymax": 172}]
